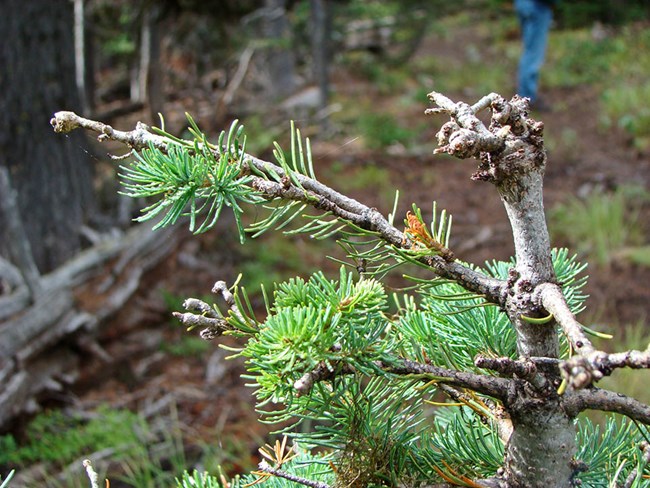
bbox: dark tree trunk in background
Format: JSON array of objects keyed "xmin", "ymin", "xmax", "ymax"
[
  {"xmin": 129, "ymin": 3, "xmax": 164, "ymax": 124},
  {"xmin": 310, "ymin": 0, "xmax": 332, "ymax": 113},
  {"xmin": 263, "ymin": 0, "xmax": 296, "ymax": 99},
  {"xmin": 145, "ymin": 4, "xmax": 164, "ymax": 124},
  {"xmin": 0, "ymin": 0, "xmax": 95, "ymax": 273}
]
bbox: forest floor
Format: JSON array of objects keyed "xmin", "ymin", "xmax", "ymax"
[{"xmin": 27, "ymin": 17, "xmax": 650, "ymax": 484}]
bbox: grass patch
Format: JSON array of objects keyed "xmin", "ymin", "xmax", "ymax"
[
  {"xmin": 437, "ymin": 57, "xmax": 513, "ymax": 99},
  {"xmin": 356, "ymin": 112, "xmax": 414, "ymax": 149},
  {"xmin": 591, "ymin": 321, "xmax": 650, "ymax": 416},
  {"xmin": 545, "ymin": 30, "xmax": 624, "ymax": 88},
  {"xmin": 0, "ymin": 404, "xmax": 190, "ymax": 487},
  {"xmin": 0, "ymin": 406, "xmax": 143, "ymax": 468},
  {"xmin": 549, "ymin": 186, "xmax": 648, "ymax": 267},
  {"xmin": 601, "ymin": 82, "xmax": 650, "ymax": 151},
  {"xmin": 545, "ymin": 25, "xmax": 650, "ymax": 149},
  {"xmin": 162, "ymin": 335, "xmax": 212, "ymax": 357},
  {"xmin": 326, "ymin": 161, "xmax": 395, "ymax": 212}
]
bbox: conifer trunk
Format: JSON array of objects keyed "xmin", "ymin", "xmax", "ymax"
[{"xmin": 492, "ymin": 103, "xmax": 576, "ymax": 487}]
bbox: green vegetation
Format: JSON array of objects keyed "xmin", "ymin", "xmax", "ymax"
[
  {"xmin": 20, "ymin": 3, "xmax": 650, "ymax": 486},
  {"xmin": 549, "ymin": 186, "xmax": 648, "ymax": 267},
  {"xmin": 545, "ymin": 30, "xmax": 624, "ymax": 88},
  {"xmin": 0, "ymin": 406, "xmax": 143, "ymax": 468},
  {"xmin": 326, "ymin": 161, "xmax": 395, "ymax": 212},
  {"xmin": 602, "ymin": 82, "xmax": 650, "ymax": 151},
  {"xmin": 597, "ymin": 321, "xmax": 650, "ymax": 407},
  {"xmin": 356, "ymin": 112, "xmax": 414, "ymax": 149},
  {"xmin": 0, "ymin": 405, "xmax": 189, "ymax": 487},
  {"xmin": 162, "ymin": 335, "xmax": 213, "ymax": 356}
]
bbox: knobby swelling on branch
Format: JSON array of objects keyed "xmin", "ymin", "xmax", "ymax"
[{"xmin": 51, "ymin": 92, "xmax": 650, "ymax": 487}]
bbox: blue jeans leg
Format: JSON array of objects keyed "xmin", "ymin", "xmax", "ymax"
[{"xmin": 516, "ymin": 0, "xmax": 552, "ymax": 102}]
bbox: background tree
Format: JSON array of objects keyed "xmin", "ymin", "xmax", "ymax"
[
  {"xmin": 52, "ymin": 88, "xmax": 650, "ymax": 486},
  {"xmin": 0, "ymin": 0, "xmax": 95, "ymax": 274}
]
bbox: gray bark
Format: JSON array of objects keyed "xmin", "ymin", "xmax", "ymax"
[
  {"xmin": 0, "ymin": 0, "xmax": 95, "ymax": 273},
  {"xmin": 0, "ymin": 167, "xmax": 43, "ymax": 300},
  {"xmin": 0, "ymin": 223, "xmax": 180, "ymax": 428}
]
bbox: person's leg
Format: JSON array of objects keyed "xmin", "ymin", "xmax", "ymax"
[{"xmin": 517, "ymin": 1, "xmax": 552, "ymax": 102}]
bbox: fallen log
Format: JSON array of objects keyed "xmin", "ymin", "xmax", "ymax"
[{"xmin": 0, "ymin": 223, "xmax": 181, "ymax": 429}]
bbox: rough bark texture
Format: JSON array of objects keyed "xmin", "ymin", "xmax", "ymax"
[
  {"xmin": 505, "ymin": 405, "xmax": 575, "ymax": 486},
  {"xmin": 0, "ymin": 0, "xmax": 95, "ymax": 273},
  {"xmin": 0, "ymin": 224, "xmax": 180, "ymax": 429},
  {"xmin": 428, "ymin": 92, "xmax": 578, "ymax": 487}
]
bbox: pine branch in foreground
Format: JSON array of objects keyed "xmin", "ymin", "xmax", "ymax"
[{"xmin": 52, "ymin": 91, "xmax": 650, "ymax": 487}]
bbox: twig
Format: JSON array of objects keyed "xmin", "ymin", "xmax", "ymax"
[
  {"xmin": 389, "ymin": 358, "xmax": 511, "ymax": 400},
  {"xmin": 212, "ymin": 280, "xmax": 246, "ymax": 322},
  {"xmin": 561, "ymin": 349, "xmax": 650, "ymax": 391},
  {"xmin": 174, "ymin": 280, "xmax": 247, "ymax": 339},
  {"xmin": 436, "ymin": 383, "xmax": 513, "ymax": 441},
  {"xmin": 257, "ymin": 460, "xmax": 330, "ymax": 488},
  {"xmin": 294, "ymin": 361, "xmax": 355, "ymax": 395},
  {"xmin": 295, "ymin": 357, "xmax": 512, "ymax": 400},
  {"xmin": 471, "ymin": 93, "xmax": 500, "ymax": 114},
  {"xmin": 565, "ymin": 387, "xmax": 650, "ymax": 425},
  {"xmin": 222, "ymin": 44, "xmax": 256, "ymax": 107},
  {"xmin": 51, "ymin": 111, "xmax": 169, "ymax": 153},
  {"xmin": 538, "ymin": 283, "xmax": 650, "ymax": 389},
  {"xmin": 172, "ymin": 312, "xmax": 232, "ymax": 339},
  {"xmin": 623, "ymin": 441, "xmax": 650, "ymax": 488},
  {"xmin": 182, "ymin": 297, "xmax": 219, "ymax": 318},
  {"xmin": 49, "ymin": 111, "xmax": 507, "ymax": 305},
  {"xmin": 536, "ymin": 283, "xmax": 595, "ymax": 355},
  {"xmin": 426, "ymin": 91, "xmax": 506, "ymax": 159},
  {"xmin": 474, "ymin": 355, "xmax": 549, "ymax": 391},
  {"xmin": 83, "ymin": 459, "xmax": 100, "ymax": 488}
]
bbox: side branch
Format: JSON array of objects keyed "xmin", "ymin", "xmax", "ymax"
[
  {"xmin": 536, "ymin": 283, "xmax": 595, "ymax": 355},
  {"xmin": 257, "ymin": 460, "xmax": 331, "ymax": 488},
  {"xmin": 294, "ymin": 358, "xmax": 511, "ymax": 401},
  {"xmin": 50, "ymin": 111, "xmax": 506, "ymax": 305},
  {"xmin": 51, "ymin": 111, "xmax": 169, "ymax": 153},
  {"xmin": 564, "ymin": 387, "xmax": 650, "ymax": 425},
  {"xmin": 538, "ymin": 283, "xmax": 650, "ymax": 389},
  {"xmin": 390, "ymin": 358, "xmax": 512, "ymax": 400},
  {"xmin": 173, "ymin": 280, "xmax": 246, "ymax": 339}
]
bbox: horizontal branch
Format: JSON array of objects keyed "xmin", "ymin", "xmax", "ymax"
[
  {"xmin": 390, "ymin": 358, "xmax": 512, "ymax": 400},
  {"xmin": 50, "ymin": 111, "xmax": 507, "ymax": 305},
  {"xmin": 560, "ymin": 349, "xmax": 650, "ymax": 391},
  {"xmin": 295, "ymin": 357, "xmax": 512, "ymax": 401},
  {"xmin": 565, "ymin": 387, "xmax": 650, "ymax": 425},
  {"xmin": 257, "ymin": 460, "xmax": 330, "ymax": 488},
  {"xmin": 474, "ymin": 355, "xmax": 550, "ymax": 392},
  {"xmin": 51, "ymin": 111, "xmax": 169, "ymax": 153}
]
